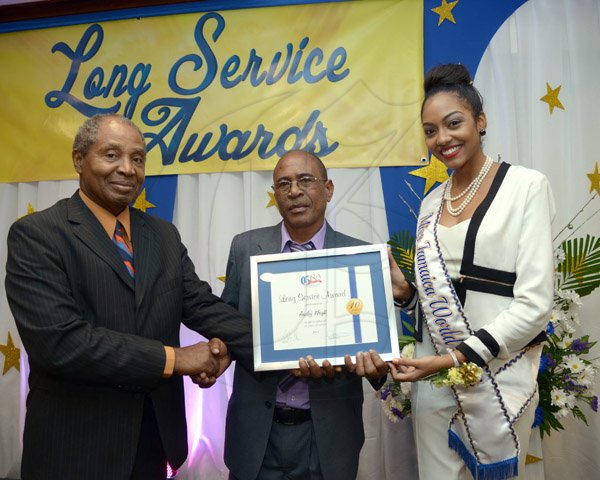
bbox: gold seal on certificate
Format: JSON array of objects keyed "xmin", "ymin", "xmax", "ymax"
[{"xmin": 346, "ymin": 298, "xmax": 364, "ymax": 315}]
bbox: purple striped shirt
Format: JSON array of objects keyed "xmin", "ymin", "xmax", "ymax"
[{"xmin": 275, "ymin": 221, "xmax": 327, "ymax": 409}]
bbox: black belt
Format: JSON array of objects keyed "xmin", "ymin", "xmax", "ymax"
[
  {"xmin": 273, "ymin": 406, "xmax": 311, "ymax": 425},
  {"xmin": 452, "ymin": 275, "xmax": 515, "ymax": 305}
]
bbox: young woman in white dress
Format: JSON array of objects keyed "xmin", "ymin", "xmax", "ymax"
[{"xmin": 388, "ymin": 63, "xmax": 555, "ymax": 479}]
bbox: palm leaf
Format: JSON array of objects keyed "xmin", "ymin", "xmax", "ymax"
[
  {"xmin": 388, "ymin": 230, "xmax": 416, "ymax": 283},
  {"xmin": 556, "ymin": 235, "xmax": 600, "ymax": 297},
  {"xmin": 571, "ymin": 405, "xmax": 589, "ymax": 425},
  {"xmin": 402, "ymin": 319, "xmax": 415, "ymax": 334},
  {"xmin": 398, "ymin": 334, "xmax": 416, "ymax": 348}
]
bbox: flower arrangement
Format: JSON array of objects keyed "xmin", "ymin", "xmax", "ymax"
[
  {"xmin": 377, "ymin": 340, "xmax": 414, "ymax": 423},
  {"xmin": 534, "ymin": 238, "xmax": 600, "ymax": 437}
]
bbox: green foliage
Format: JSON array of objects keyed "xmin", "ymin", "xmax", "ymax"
[
  {"xmin": 388, "ymin": 230, "xmax": 416, "ymax": 284},
  {"xmin": 556, "ymin": 235, "xmax": 600, "ymax": 297},
  {"xmin": 402, "ymin": 319, "xmax": 415, "ymax": 334}
]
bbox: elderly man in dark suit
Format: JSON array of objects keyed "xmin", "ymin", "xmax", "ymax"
[
  {"xmin": 222, "ymin": 150, "xmax": 391, "ymax": 480},
  {"xmin": 5, "ymin": 114, "xmax": 252, "ymax": 480}
]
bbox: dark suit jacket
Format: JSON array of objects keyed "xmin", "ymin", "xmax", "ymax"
[
  {"xmin": 5, "ymin": 191, "xmax": 253, "ymax": 480},
  {"xmin": 221, "ymin": 222, "xmax": 370, "ymax": 480}
]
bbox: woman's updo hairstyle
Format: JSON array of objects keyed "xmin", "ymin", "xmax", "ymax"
[{"xmin": 422, "ymin": 63, "xmax": 484, "ymax": 119}]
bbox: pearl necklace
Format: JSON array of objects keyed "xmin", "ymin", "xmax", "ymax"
[{"xmin": 444, "ymin": 156, "xmax": 493, "ymax": 217}]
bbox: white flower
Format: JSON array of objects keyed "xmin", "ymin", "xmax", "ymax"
[
  {"xmin": 380, "ymin": 394, "xmax": 408, "ymax": 423},
  {"xmin": 401, "ymin": 343, "xmax": 415, "ymax": 359},
  {"xmin": 556, "ymin": 407, "xmax": 570, "ymax": 419},
  {"xmin": 381, "ymin": 400, "xmax": 400, "ymax": 423},
  {"xmin": 557, "ymin": 289, "xmax": 582, "ymax": 307},
  {"xmin": 575, "ymin": 366, "xmax": 595, "ymax": 387},
  {"xmin": 550, "ymin": 308, "xmax": 566, "ymax": 322},
  {"xmin": 550, "ymin": 388, "xmax": 569, "ymax": 407},
  {"xmin": 552, "ymin": 323, "xmax": 566, "ymax": 337},
  {"xmin": 554, "ymin": 247, "xmax": 566, "ymax": 266},
  {"xmin": 584, "ymin": 363, "xmax": 597, "ymax": 377},
  {"xmin": 564, "ymin": 392, "xmax": 576, "ymax": 409},
  {"xmin": 557, "ymin": 335, "xmax": 574, "ymax": 349},
  {"xmin": 555, "ymin": 288, "xmax": 570, "ymax": 299},
  {"xmin": 400, "ymin": 381, "xmax": 412, "ymax": 397},
  {"xmin": 563, "ymin": 322, "xmax": 577, "ymax": 335},
  {"xmin": 564, "ymin": 355, "xmax": 585, "ymax": 374},
  {"xmin": 550, "ymin": 308, "xmax": 567, "ymax": 327},
  {"xmin": 568, "ymin": 309, "xmax": 581, "ymax": 325},
  {"xmin": 555, "ymin": 288, "xmax": 568, "ymax": 299}
]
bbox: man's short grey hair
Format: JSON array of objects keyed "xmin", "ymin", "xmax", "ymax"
[{"xmin": 72, "ymin": 114, "xmax": 146, "ymax": 156}]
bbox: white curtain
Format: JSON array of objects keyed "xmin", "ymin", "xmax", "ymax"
[
  {"xmin": 0, "ymin": 179, "xmax": 78, "ymax": 478},
  {"xmin": 477, "ymin": 0, "xmax": 600, "ymax": 478}
]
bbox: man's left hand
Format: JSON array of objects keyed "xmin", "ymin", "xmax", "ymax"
[
  {"xmin": 290, "ymin": 355, "xmax": 342, "ymax": 379},
  {"xmin": 344, "ymin": 350, "xmax": 389, "ymax": 379}
]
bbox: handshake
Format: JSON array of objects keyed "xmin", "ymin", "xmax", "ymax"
[
  {"xmin": 172, "ymin": 338, "xmax": 230, "ymax": 388},
  {"xmin": 171, "ymin": 340, "xmax": 391, "ymax": 388}
]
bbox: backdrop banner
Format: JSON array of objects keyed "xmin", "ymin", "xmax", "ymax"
[{"xmin": 0, "ymin": 0, "xmax": 424, "ymax": 182}]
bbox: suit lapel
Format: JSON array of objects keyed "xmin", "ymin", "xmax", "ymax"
[
  {"xmin": 323, "ymin": 222, "xmax": 336, "ymax": 249},
  {"xmin": 251, "ymin": 224, "xmax": 282, "ymax": 383},
  {"xmin": 131, "ymin": 209, "xmax": 158, "ymax": 311},
  {"xmin": 255, "ymin": 223, "xmax": 283, "ymax": 254},
  {"xmin": 68, "ymin": 192, "xmax": 135, "ymax": 291}
]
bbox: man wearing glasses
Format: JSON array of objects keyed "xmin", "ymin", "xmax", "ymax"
[{"xmin": 221, "ymin": 150, "xmax": 389, "ymax": 480}]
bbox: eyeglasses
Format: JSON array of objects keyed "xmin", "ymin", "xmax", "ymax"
[{"xmin": 271, "ymin": 176, "xmax": 327, "ymax": 193}]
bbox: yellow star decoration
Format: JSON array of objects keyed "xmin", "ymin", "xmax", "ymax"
[
  {"xmin": 587, "ymin": 161, "xmax": 600, "ymax": 195},
  {"xmin": 432, "ymin": 0, "xmax": 459, "ymax": 26},
  {"xmin": 133, "ymin": 188, "xmax": 156, "ymax": 212},
  {"xmin": 217, "ymin": 275, "xmax": 226, "ymax": 283},
  {"xmin": 266, "ymin": 191, "xmax": 277, "ymax": 208},
  {"xmin": 525, "ymin": 454, "xmax": 543, "ymax": 465},
  {"xmin": 17, "ymin": 202, "xmax": 36, "ymax": 220},
  {"xmin": 408, "ymin": 155, "xmax": 450, "ymax": 195},
  {"xmin": 0, "ymin": 331, "xmax": 20, "ymax": 375},
  {"xmin": 540, "ymin": 82, "xmax": 565, "ymax": 114}
]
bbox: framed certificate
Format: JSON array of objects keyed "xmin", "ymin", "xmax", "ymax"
[{"xmin": 250, "ymin": 243, "xmax": 399, "ymax": 371}]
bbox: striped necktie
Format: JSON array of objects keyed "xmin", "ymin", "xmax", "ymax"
[
  {"xmin": 288, "ymin": 241, "xmax": 315, "ymax": 252},
  {"xmin": 278, "ymin": 240, "xmax": 316, "ymax": 392},
  {"xmin": 113, "ymin": 221, "xmax": 135, "ymax": 278}
]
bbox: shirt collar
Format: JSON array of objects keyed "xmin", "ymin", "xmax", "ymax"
[
  {"xmin": 280, "ymin": 221, "xmax": 326, "ymax": 252},
  {"xmin": 79, "ymin": 189, "xmax": 132, "ymax": 240}
]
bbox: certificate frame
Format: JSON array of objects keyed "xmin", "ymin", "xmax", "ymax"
[{"xmin": 250, "ymin": 243, "xmax": 399, "ymax": 371}]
